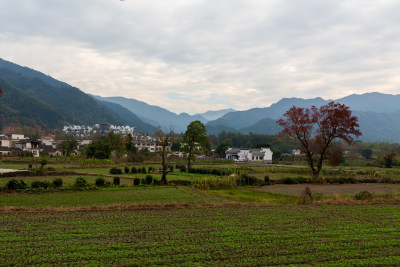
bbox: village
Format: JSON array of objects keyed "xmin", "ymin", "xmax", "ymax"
[{"xmin": 0, "ymin": 123, "xmax": 274, "ymax": 162}]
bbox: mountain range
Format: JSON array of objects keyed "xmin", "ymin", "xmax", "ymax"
[{"xmin": 1, "ymin": 57, "xmax": 400, "ymax": 143}]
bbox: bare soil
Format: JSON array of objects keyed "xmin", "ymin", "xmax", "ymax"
[{"xmin": 254, "ymin": 184, "xmax": 399, "ymax": 196}]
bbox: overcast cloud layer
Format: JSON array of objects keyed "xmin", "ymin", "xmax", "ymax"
[{"xmin": 1, "ymin": 0, "xmax": 400, "ymax": 114}]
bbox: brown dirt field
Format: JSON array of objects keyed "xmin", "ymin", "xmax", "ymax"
[{"xmin": 254, "ymin": 184, "xmax": 399, "ymax": 196}]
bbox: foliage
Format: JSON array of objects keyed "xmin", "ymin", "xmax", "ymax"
[
  {"xmin": 133, "ymin": 178, "xmax": 141, "ymax": 186},
  {"xmin": 31, "ymin": 180, "xmax": 51, "ymax": 189},
  {"xmin": 124, "ymin": 166, "xmax": 130, "ymax": 174},
  {"xmin": 277, "ymin": 102, "xmax": 361, "ymax": 177},
  {"xmin": 131, "ymin": 167, "xmax": 138, "ymax": 173},
  {"xmin": 299, "ymin": 186, "xmax": 313, "ymax": 204},
  {"xmin": 6, "ymin": 179, "xmax": 27, "ymax": 190},
  {"xmin": 355, "ymin": 190, "xmax": 374, "ymax": 201},
  {"xmin": 215, "ymin": 142, "xmax": 232, "ymax": 157},
  {"xmin": 57, "ymin": 134, "xmax": 79, "ymax": 156},
  {"xmin": 110, "ymin": 167, "xmax": 122, "ymax": 175},
  {"xmin": 192, "ymin": 176, "xmax": 236, "ymax": 190},
  {"xmin": 74, "ymin": 177, "xmax": 88, "ymax": 188},
  {"xmin": 188, "ymin": 167, "xmax": 232, "ymax": 176},
  {"xmin": 113, "ymin": 177, "xmax": 120, "ymax": 186},
  {"xmin": 361, "ymin": 148, "xmax": 373, "ymax": 159},
  {"xmin": 237, "ymin": 174, "xmax": 264, "ymax": 186},
  {"xmin": 383, "ymin": 150, "xmax": 399, "ymax": 168},
  {"xmin": 95, "ymin": 177, "xmax": 106, "ymax": 187},
  {"xmin": 182, "ymin": 120, "xmax": 208, "ymax": 169},
  {"xmin": 145, "ymin": 175, "xmax": 153, "ymax": 185},
  {"xmin": 264, "ymin": 175, "xmax": 270, "ymax": 183},
  {"xmin": 52, "ymin": 178, "xmax": 63, "ymax": 188}
]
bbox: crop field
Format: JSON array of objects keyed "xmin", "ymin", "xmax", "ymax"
[
  {"xmin": 1, "ymin": 205, "xmax": 400, "ymax": 266},
  {"xmin": 0, "ymin": 187, "xmax": 237, "ymax": 208}
]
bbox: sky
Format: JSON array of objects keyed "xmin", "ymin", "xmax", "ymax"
[{"xmin": 1, "ymin": 0, "xmax": 400, "ymax": 114}]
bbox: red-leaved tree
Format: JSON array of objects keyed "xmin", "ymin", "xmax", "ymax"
[{"xmin": 277, "ymin": 102, "xmax": 361, "ymax": 178}]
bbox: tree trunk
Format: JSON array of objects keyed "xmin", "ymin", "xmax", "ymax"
[{"xmin": 187, "ymin": 151, "xmax": 192, "ymax": 170}]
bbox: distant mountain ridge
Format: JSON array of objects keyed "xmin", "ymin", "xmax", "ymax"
[
  {"xmin": 0, "ymin": 58, "xmax": 156, "ymax": 133},
  {"xmin": 2, "ymin": 58, "xmax": 400, "ymax": 142},
  {"xmin": 91, "ymin": 95, "xmax": 209, "ymax": 133},
  {"xmin": 205, "ymin": 93, "xmax": 400, "ymax": 143}
]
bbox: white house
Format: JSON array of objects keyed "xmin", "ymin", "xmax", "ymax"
[{"xmin": 226, "ymin": 147, "xmax": 273, "ymax": 162}]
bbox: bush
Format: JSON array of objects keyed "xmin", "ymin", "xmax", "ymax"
[
  {"xmin": 75, "ymin": 177, "xmax": 88, "ymax": 187},
  {"xmin": 179, "ymin": 165, "xmax": 187, "ymax": 172},
  {"xmin": 264, "ymin": 175, "xmax": 270, "ymax": 183},
  {"xmin": 6, "ymin": 179, "xmax": 27, "ymax": 190},
  {"xmin": 237, "ymin": 174, "xmax": 264, "ymax": 186},
  {"xmin": 124, "ymin": 166, "xmax": 130, "ymax": 174},
  {"xmin": 145, "ymin": 175, "xmax": 153, "ymax": 185},
  {"xmin": 355, "ymin": 190, "xmax": 373, "ymax": 201},
  {"xmin": 110, "ymin": 167, "xmax": 122, "ymax": 175},
  {"xmin": 141, "ymin": 167, "xmax": 147, "ymax": 174},
  {"xmin": 133, "ymin": 178, "xmax": 141, "ymax": 186},
  {"xmin": 299, "ymin": 186, "xmax": 313, "ymax": 204},
  {"xmin": 95, "ymin": 177, "xmax": 106, "ymax": 187},
  {"xmin": 168, "ymin": 165, "xmax": 174, "ymax": 171},
  {"xmin": 131, "ymin": 167, "xmax": 138, "ymax": 174},
  {"xmin": 31, "ymin": 180, "xmax": 51, "ymax": 189},
  {"xmin": 52, "ymin": 178, "xmax": 63, "ymax": 188},
  {"xmin": 148, "ymin": 166, "xmax": 153, "ymax": 173},
  {"xmin": 113, "ymin": 177, "xmax": 120, "ymax": 186}
]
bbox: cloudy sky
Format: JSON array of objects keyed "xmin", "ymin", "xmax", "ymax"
[{"xmin": 1, "ymin": 1, "xmax": 400, "ymax": 114}]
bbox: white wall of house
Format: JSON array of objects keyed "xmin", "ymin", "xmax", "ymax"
[
  {"xmin": 0, "ymin": 139, "xmax": 11, "ymax": 148},
  {"xmin": 11, "ymin": 134, "xmax": 25, "ymax": 141}
]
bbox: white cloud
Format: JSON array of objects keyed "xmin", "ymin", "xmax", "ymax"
[{"xmin": 1, "ymin": 0, "xmax": 400, "ymax": 114}]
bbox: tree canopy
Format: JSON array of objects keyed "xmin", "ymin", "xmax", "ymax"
[
  {"xmin": 277, "ymin": 102, "xmax": 361, "ymax": 177},
  {"xmin": 182, "ymin": 120, "xmax": 208, "ymax": 169}
]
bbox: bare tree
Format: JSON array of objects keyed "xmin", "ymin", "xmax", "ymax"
[{"xmin": 156, "ymin": 127, "xmax": 176, "ymax": 185}]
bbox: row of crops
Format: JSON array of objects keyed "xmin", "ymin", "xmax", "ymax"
[{"xmin": 1, "ymin": 204, "xmax": 400, "ymax": 265}]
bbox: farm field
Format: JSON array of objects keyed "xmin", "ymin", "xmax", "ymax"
[
  {"xmin": 1, "ymin": 205, "xmax": 400, "ymax": 265},
  {"xmin": 1, "ymin": 161, "xmax": 400, "ymax": 265},
  {"xmin": 0, "ymin": 186, "xmax": 238, "ymax": 208}
]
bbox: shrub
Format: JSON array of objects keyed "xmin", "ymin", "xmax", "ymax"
[
  {"xmin": 168, "ymin": 165, "xmax": 174, "ymax": 171},
  {"xmin": 75, "ymin": 177, "xmax": 88, "ymax": 187},
  {"xmin": 299, "ymin": 186, "xmax": 313, "ymax": 204},
  {"xmin": 169, "ymin": 180, "xmax": 192, "ymax": 186},
  {"xmin": 179, "ymin": 165, "xmax": 187, "ymax": 172},
  {"xmin": 113, "ymin": 177, "xmax": 120, "ymax": 186},
  {"xmin": 133, "ymin": 178, "xmax": 141, "ymax": 186},
  {"xmin": 31, "ymin": 180, "xmax": 51, "ymax": 189},
  {"xmin": 141, "ymin": 167, "xmax": 147, "ymax": 174},
  {"xmin": 6, "ymin": 179, "xmax": 27, "ymax": 190},
  {"xmin": 145, "ymin": 175, "xmax": 153, "ymax": 185},
  {"xmin": 95, "ymin": 177, "xmax": 106, "ymax": 187},
  {"xmin": 110, "ymin": 167, "xmax": 122, "ymax": 175},
  {"xmin": 152, "ymin": 179, "xmax": 160, "ymax": 185},
  {"xmin": 52, "ymin": 178, "xmax": 63, "ymax": 188},
  {"xmin": 355, "ymin": 190, "xmax": 373, "ymax": 201},
  {"xmin": 148, "ymin": 166, "xmax": 153, "ymax": 173},
  {"xmin": 237, "ymin": 174, "xmax": 264, "ymax": 186},
  {"xmin": 283, "ymin": 177, "xmax": 298, "ymax": 184},
  {"xmin": 264, "ymin": 175, "xmax": 270, "ymax": 183},
  {"xmin": 131, "ymin": 167, "xmax": 138, "ymax": 174},
  {"xmin": 124, "ymin": 166, "xmax": 130, "ymax": 174}
]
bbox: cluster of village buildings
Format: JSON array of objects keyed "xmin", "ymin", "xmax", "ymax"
[
  {"xmin": 0, "ymin": 124, "xmax": 276, "ymax": 162},
  {"xmin": 0, "ymin": 124, "xmax": 171, "ymax": 157}
]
